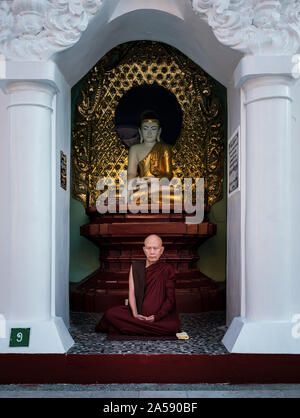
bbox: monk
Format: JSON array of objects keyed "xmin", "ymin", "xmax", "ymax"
[{"xmin": 95, "ymin": 234, "xmax": 181, "ymax": 336}]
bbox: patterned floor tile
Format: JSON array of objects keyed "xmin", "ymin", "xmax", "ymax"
[{"xmin": 67, "ymin": 311, "xmax": 229, "ymax": 354}]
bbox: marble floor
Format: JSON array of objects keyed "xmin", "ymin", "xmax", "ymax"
[{"xmin": 67, "ymin": 311, "xmax": 229, "ymax": 354}]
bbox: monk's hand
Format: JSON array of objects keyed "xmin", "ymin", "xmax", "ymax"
[
  {"xmin": 145, "ymin": 315, "xmax": 155, "ymax": 322},
  {"xmin": 134, "ymin": 314, "xmax": 148, "ymax": 321}
]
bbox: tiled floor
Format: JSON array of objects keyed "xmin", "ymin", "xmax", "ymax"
[
  {"xmin": 1, "ymin": 311, "xmax": 299, "ymax": 398},
  {"xmin": 0, "ymin": 384, "xmax": 300, "ymax": 398},
  {"xmin": 67, "ymin": 311, "xmax": 229, "ymax": 354}
]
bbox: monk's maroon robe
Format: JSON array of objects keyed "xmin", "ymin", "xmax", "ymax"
[{"xmin": 95, "ymin": 259, "xmax": 181, "ymax": 336}]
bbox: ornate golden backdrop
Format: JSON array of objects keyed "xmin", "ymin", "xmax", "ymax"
[{"xmin": 72, "ymin": 41, "xmax": 225, "ymax": 209}]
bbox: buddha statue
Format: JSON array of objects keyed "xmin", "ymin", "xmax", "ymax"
[
  {"xmin": 127, "ymin": 110, "xmax": 173, "ymax": 182},
  {"xmin": 127, "ymin": 111, "xmax": 179, "ymax": 205}
]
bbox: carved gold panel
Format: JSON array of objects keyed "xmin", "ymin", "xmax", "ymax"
[{"xmin": 72, "ymin": 41, "xmax": 225, "ymax": 209}]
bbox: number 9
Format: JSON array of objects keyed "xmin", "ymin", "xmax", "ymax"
[{"xmin": 16, "ymin": 332, "xmax": 23, "ymax": 343}]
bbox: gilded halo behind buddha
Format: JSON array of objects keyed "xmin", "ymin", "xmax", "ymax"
[{"xmin": 72, "ymin": 41, "xmax": 225, "ymax": 210}]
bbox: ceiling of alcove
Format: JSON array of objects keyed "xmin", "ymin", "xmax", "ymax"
[{"xmin": 54, "ymin": 0, "xmax": 242, "ymax": 88}]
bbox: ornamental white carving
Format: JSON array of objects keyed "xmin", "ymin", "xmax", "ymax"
[
  {"xmin": 192, "ymin": 0, "xmax": 300, "ymax": 55},
  {"xmin": 0, "ymin": 0, "xmax": 103, "ymax": 60}
]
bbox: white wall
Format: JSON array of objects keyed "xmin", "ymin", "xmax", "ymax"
[
  {"xmin": 226, "ymin": 77, "xmax": 243, "ymax": 325},
  {"xmin": 225, "ymin": 65, "xmax": 300, "ymax": 326},
  {"xmin": 0, "ymin": 61, "xmax": 72, "ymax": 328},
  {"xmin": 53, "ymin": 76, "xmax": 71, "ymax": 326},
  {"xmin": 290, "ymin": 77, "xmax": 300, "ymax": 318},
  {"xmin": 0, "ymin": 90, "xmax": 9, "ymax": 317}
]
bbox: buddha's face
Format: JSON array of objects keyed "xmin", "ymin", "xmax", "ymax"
[{"xmin": 139, "ymin": 121, "xmax": 161, "ymax": 144}]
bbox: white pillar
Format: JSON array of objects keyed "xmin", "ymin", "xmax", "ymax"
[
  {"xmin": 244, "ymin": 76, "xmax": 292, "ymax": 322},
  {"xmin": 223, "ymin": 57, "xmax": 298, "ymax": 353},
  {"xmin": 0, "ymin": 81, "xmax": 74, "ymax": 353}
]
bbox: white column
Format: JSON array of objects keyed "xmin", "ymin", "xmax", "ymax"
[
  {"xmin": 243, "ymin": 76, "xmax": 292, "ymax": 322},
  {"xmin": 0, "ymin": 81, "xmax": 74, "ymax": 353},
  {"xmin": 7, "ymin": 82, "xmax": 53, "ymax": 320},
  {"xmin": 223, "ymin": 57, "xmax": 298, "ymax": 353}
]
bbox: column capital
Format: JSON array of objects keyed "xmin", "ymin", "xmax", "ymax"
[
  {"xmin": 0, "ymin": 0, "xmax": 104, "ymax": 61},
  {"xmin": 5, "ymin": 80, "xmax": 57, "ymax": 111},
  {"xmin": 233, "ymin": 55, "xmax": 298, "ymax": 89},
  {"xmin": 192, "ymin": 0, "xmax": 300, "ymax": 56},
  {"xmin": 0, "ymin": 59, "xmax": 66, "ymax": 94},
  {"xmin": 5, "ymin": 80, "xmax": 57, "ymax": 95}
]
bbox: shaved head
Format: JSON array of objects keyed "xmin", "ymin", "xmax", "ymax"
[
  {"xmin": 144, "ymin": 234, "xmax": 162, "ymax": 247},
  {"xmin": 143, "ymin": 234, "xmax": 164, "ymax": 265}
]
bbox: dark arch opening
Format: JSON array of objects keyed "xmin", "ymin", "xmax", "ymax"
[{"xmin": 115, "ymin": 83, "xmax": 183, "ymax": 147}]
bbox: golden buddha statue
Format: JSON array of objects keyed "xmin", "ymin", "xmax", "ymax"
[
  {"xmin": 127, "ymin": 110, "xmax": 172, "ymax": 182},
  {"xmin": 127, "ymin": 111, "xmax": 182, "ymax": 205}
]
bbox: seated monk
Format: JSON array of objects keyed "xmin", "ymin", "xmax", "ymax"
[{"xmin": 95, "ymin": 234, "xmax": 181, "ymax": 336}]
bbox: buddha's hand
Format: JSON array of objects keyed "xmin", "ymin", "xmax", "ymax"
[
  {"xmin": 141, "ymin": 176, "xmax": 153, "ymax": 184},
  {"xmin": 145, "ymin": 315, "xmax": 155, "ymax": 322},
  {"xmin": 128, "ymin": 177, "xmax": 139, "ymax": 188},
  {"xmin": 128, "ymin": 177, "xmax": 151, "ymax": 189}
]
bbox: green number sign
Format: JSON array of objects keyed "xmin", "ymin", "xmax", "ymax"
[{"xmin": 9, "ymin": 328, "xmax": 30, "ymax": 347}]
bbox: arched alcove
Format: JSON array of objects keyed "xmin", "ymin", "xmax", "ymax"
[
  {"xmin": 1, "ymin": 0, "xmax": 298, "ymax": 358},
  {"xmin": 69, "ymin": 40, "xmax": 227, "ymax": 317},
  {"xmin": 0, "ymin": 0, "xmax": 246, "ymax": 356},
  {"xmin": 51, "ymin": 1, "xmax": 242, "ymax": 331}
]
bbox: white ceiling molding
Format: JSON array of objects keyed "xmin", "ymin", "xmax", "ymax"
[
  {"xmin": 192, "ymin": 0, "xmax": 300, "ymax": 55},
  {"xmin": 0, "ymin": 0, "xmax": 104, "ymax": 60}
]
